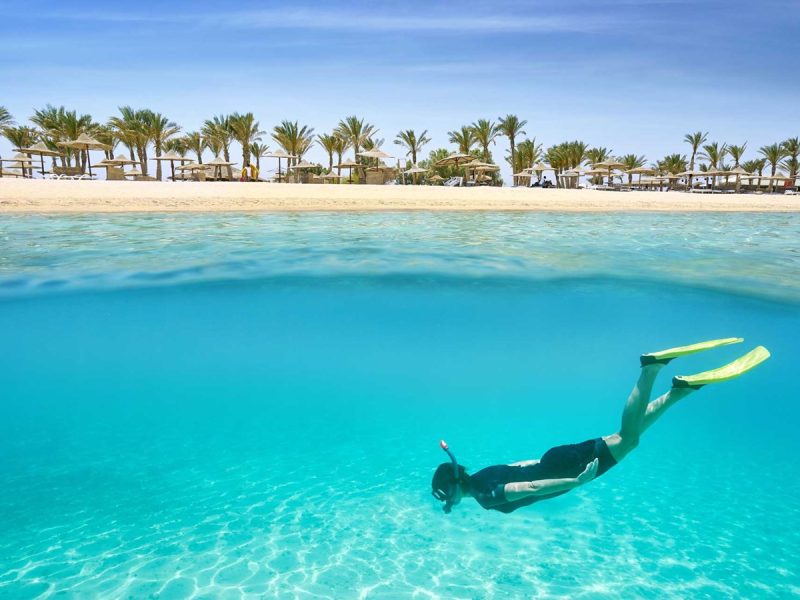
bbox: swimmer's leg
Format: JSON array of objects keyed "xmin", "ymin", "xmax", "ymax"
[{"xmin": 603, "ymin": 363, "xmax": 662, "ymax": 463}]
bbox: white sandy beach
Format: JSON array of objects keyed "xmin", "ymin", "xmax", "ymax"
[{"xmin": 0, "ymin": 179, "xmax": 798, "ymax": 213}]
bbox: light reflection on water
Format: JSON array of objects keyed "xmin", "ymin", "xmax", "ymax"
[{"xmin": 1, "ymin": 211, "xmax": 798, "ymax": 302}]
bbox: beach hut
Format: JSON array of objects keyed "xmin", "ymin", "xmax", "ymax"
[{"xmin": 57, "ymin": 133, "xmax": 111, "ymax": 178}]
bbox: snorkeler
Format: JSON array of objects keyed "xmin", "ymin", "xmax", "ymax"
[{"xmin": 432, "ymin": 338, "xmax": 770, "ymax": 514}]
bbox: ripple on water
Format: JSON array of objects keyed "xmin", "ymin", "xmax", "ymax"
[{"xmin": 0, "ymin": 212, "xmax": 798, "ymax": 303}]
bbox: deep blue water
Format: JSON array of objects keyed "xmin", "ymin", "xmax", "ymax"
[{"xmin": 1, "ymin": 212, "xmax": 799, "ymax": 599}]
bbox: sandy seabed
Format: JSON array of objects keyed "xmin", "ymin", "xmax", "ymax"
[{"xmin": 0, "ymin": 179, "xmax": 798, "ymax": 213}]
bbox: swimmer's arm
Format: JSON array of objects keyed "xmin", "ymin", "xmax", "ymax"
[
  {"xmin": 508, "ymin": 459, "xmax": 540, "ymax": 467},
  {"xmin": 503, "ymin": 458, "xmax": 598, "ymax": 501}
]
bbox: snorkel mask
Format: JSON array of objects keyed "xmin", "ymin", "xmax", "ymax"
[{"xmin": 432, "ymin": 439, "xmax": 460, "ymax": 513}]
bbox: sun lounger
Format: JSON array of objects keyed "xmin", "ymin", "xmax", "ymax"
[{"xmin": 443, "ymin": 177, "xmax": 463, "ymax": 187}]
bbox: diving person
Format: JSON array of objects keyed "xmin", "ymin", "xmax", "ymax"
[{"xmin": 431, "ymin": 339, "xmax": 770, "ymax": 514}]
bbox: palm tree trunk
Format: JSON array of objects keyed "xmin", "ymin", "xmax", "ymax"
[
  {"xmin": 155, "ymin": 142, "xmax": 163, "ymax": 181},
  {"xmin": 223, "ymin": 144, "xmax": 232, "ymax": 180}
]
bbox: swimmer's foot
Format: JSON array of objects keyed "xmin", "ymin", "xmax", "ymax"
[
  {"xmin": 640, "ymin": 338, "xmax": 743, "ymax": 367},
  {"xmin": 672, "ymin": 346, "xmax": 770, "ymax": 390}
]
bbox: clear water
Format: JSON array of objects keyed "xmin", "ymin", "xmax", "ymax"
[{"xmin": 1, "ymin": 212, "xmax": 798, "ymax": 599}]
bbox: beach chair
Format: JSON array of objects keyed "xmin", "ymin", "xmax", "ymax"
[{"xmin": 443, "ymin": 176, "xmax": 463, "ymax": 187}]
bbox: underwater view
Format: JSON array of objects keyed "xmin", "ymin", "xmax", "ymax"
[{"xmin": 1, "ymin": 212, "xmax": 799, "ymax": 599}]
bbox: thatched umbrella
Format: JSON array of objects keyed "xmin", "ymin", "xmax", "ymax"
[
  {"xmin": 403, "ymin": 163, "xmax": 428, "ymax": 184},
  {"xmin": 205, "ymin": 156, "xmax": 238, "ymax": 180},
  {"xmin": 626, "ymin": 166, "xmax": 656, "ymax": 185},
  {"xmin": 17, "ymin": 141, "xmax": 61, "ymax": 177},
  {"xmin": 434, "ymin": 152, "xmax": 477, "ymax": 184},
  {"xmin": 154, "ymin": 151, "xmax": 191, "ymax": 181},
  {"xmin": 266, "ymin": 149, "xmax": 296, "ymax": 182},
  {"xmin": 337, "ymin": 158, "xmax": 361, "ymax": 183},
  {"xmin": 288, "ymin": 159, "xmax": 318, "ymax": 183},
  {"xmin": 1, "ymin": 153, "xmax": 35, "ymax": 178},
  {"xmin": 57, "ymin": 133, "xmax": 110, "ymax": 177},
  {"xmin": 428, "ymin": 174, "xmax": 445, "ymax": 185},
  {"xmin": 323, "ymin": 171, "xmax": 346, "ymax": 184},
  {"xmin": 592, "ymin": 160, "xmax": 626, "ymax": 187},
  {"xmin": 727, "ymin": 166, "xmax": 750, "ymax": 193}
]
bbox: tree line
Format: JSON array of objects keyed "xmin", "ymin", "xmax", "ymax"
[{"xmin": 1, "ymin": 106, "xmax": 797, "ymax": 184}]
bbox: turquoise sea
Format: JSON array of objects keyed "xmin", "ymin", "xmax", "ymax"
[{"xmin": 1, "ymin": 212, "xmax": 799, "ymax": 599}]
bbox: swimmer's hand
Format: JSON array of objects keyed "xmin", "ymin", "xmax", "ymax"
[{"xmin": 576, "ymin": 458, "xmax": 599, "ymax": 485}]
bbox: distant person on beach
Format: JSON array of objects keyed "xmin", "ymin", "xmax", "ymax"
[{"xmin": 432, "ymin": 339, "xmax": 769, "ymax": 514}]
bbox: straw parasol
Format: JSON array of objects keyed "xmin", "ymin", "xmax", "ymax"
[
  {"xmin": 17, "ymin": 141, "xmax": 61, "ymax": 177},
  {"xmin": 1, "ymin": 153, "xmax": 35, "ymax": 177},
  {"xmin": 288, "ymin": 159, "xmax": 318, "ymax": 183},
  {"xmin": 154, "ymin": 151, "xmax": 191, "ymax": 181},
  {"xmin": 205, "ymin": 156, "xmax": 237, "ymax": 180},
  {"xmin": 727, "ymin": 166, "xmax": 750, "ymax": 193},
  {"xmin": 627, "ymin": 166, "xmax": 656, "ymax": 185},
  {"xmin": 337, "ymin": 158, "xmax": 361, "ymax": 183},
  {"xmin": 435, "ymin": 153, "xmax": 479, "ymax": 183},
  {"xmin": 358, "ymin": 148, "xmax": 394, "ymax": 166},
  {"xmin": 323, "ymin": 171, "xmax": 345, "ymax": 184},
  {"xmin": 125, "ymin": 167, "xmax": 143, "ymax": 178},
  {"xmin": 57, "ymin": 133, "xmax": 110, "ymax": 177},
  {"xmin": 403, "ymin": 163, "xmax": 427, "ymax": 184},
  {"xmin": 266, "ymin": 149, "xmax": 296, "ymax": 182},
  {"xmin": 592, "ymin": 160, "xmax": 626, "ymax": 186}
]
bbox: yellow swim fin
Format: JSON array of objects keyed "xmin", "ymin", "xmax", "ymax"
[
  {"xmin": 672, "ymin": 346, "xmax": 771, "ymax": 389},
  {"xmin": 641, "ymin": 337, "xmax": 743, "ymax": 366}
]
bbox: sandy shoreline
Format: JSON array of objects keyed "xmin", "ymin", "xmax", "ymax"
[{"xmin": 0, "ymin": 179, "xmax": 798, "ymax": 213}]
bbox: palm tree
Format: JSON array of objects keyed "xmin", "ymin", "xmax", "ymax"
[
  {"xmin": 759, "ymin": 142, "xmax": 787, "ymax": 192},
  {"xmin": 109, "ymin": 107, "xmax": 151, "ymax": 174},
  {"xmin": 94, "ymin": 125, "xmax": 119, "ymax": 159},
  {"xmin": 546, "ymin": 141, "xmax": 589, "ymax": 187},
  {"xmin": 202, "ymin": 115, "xmax": 234, "ymax": 178},
  {"xmin": 272, "ymin": 121, "xmax": 315, "ymax": 180},
  {"xmin": 698, "ymin": 142, "xmax": 728, "ymax": 188},
  {"xmin": 2, "ymin": 126, "xmax": 38, "ymax": 176},
  {"xmin": 469, "ymin": 119, "xmax": 499, "ymax": 162},
  {"xmin": 333, "ymin": 134, "xmax": 347, "ymax": 174},
  {"xmin": 183, "ymin": 131, "xmax": 206, "ymax": 164},
  {"xmin": 316, "ymin": 133, "xmax": 339, "ymax": 171},
  {"xmin": 33, "ymin": 105, "xmax": 95, "ymax": 168},
  {"xmin": 684, "ymin": 131, "xmax": 708, "ymax": 171},
  {"xmin": 145, "ymin": 111, "xmax": 181, "ymax": 180},
  {"xmin": 163, "ymin": 137, "xmax": 188, "ymax": 157},
  {"xmin": 620, "ymin": 154, "xmax": 647, "ymax": 183},
  {"xmin": 586, "ymin": 147, "xmax": 612, "ymax": 165},
  {"xmin": 781, "ymin": 137, "xmax": 799, "ymax": 180},
  {"xmin": 727, "ymin": 143, "xmax": 747, "ymax": 168},
  {"xmin": 229, "ymin": 112, "xmax": 263, "ymax": 168},
  {"xmin": 447, "ymin": 126, "xmax": 476, "ymax": 155},
  {"xmin": 393, "ymin": 129, "xmax": 431, "ymax": 165},
  {"xmin": 510, "ymin": 138, "xmax": 543, "ymax": 176},
  {"xmin": 335, "ymin": 116, "xmax": 376, "ymax": 163},
  {"xmin": 497, "ymin": 115, "xmax": 527, "ymax": 175},
  {"xmin": 250, "ymin": 142, "xmax": 270, "ymax": 171},
  {"xmin": 655, "ymin": 154, "xmax": 688, "ymax": 175},
  {"xmin": 0, "ymin": 106, "xmax": 13, "ymax": 128}
]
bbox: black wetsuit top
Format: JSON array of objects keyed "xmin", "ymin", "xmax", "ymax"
[{"xmin": 468, "ymin": 438, "xmax": 617, "ymax": 513}]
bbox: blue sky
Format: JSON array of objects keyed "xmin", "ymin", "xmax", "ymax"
[{"xmin": 1, "ymin": 0, "xmax": 798, "ymax": 179}]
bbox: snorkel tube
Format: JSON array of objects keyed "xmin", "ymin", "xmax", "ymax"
[{"xmin": 439, "ymin": 439, "xmax": 459, "ymax": 513}]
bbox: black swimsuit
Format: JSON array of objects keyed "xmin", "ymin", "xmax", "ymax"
[{"xmin": 468, "ymin": 438, "xmax": 617, "ymax": 513}]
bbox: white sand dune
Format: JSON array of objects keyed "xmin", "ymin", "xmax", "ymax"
[{"xmin": 0, "ymin": 179, "xmax": 798, "ymax": 213}]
